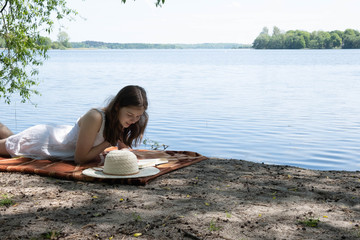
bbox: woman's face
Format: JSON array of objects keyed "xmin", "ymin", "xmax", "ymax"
[{"xmin": 118, "ymin": 106, "xmax": 145, "ymax": 128}]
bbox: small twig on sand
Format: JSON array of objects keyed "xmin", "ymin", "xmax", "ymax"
[{"xmin": 182, "ymin": 229, "xmax": 202, "ymax": 240}]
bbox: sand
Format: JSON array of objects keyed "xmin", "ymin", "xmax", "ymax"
[{"xmin": 1, "ymin": 157, "xmax": 360, "ymax": 240}]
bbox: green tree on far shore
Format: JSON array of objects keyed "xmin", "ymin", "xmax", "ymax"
[
  {"xmin": 342, "ymin": 29, "xmax": 360, "ymax": 48},
  {"xmin": 56, "ymin": 31, "xmax": 71, "ymax": 49},
  {"xmin": 253, "ymin": 26, "xmax": 359, "ymax": 49},
  {"xmin": 252, "ymin": 27, "xmax": 271, "ymax": 49}
]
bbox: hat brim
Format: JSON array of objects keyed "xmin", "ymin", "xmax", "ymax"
[{"xmin": 82, "ymin": 166, "xmax": 160, "ymax": 179}]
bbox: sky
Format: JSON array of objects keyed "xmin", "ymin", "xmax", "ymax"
[{"xmin": 50, "ymin": 0, "xmax": 360, "ymax": 44}]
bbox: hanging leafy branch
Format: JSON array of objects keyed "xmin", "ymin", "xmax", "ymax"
[
  {"xmin": 0, "ymin": 0, "xmax": 165, "ymax": 104},
  {"xmin": 0, "ymin": 0, "xmax": 77, "ymax": 104}
]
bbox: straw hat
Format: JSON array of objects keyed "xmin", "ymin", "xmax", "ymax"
[{"xmin": 82, "ymin": 150, "xmax": 160, "ymax": 179}]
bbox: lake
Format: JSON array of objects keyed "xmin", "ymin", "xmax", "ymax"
[{"xmin": 1, "ymin": 49, "xmax": 360, "ymax": 171}]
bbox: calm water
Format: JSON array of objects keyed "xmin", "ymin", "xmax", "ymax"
[{"xmin": 1, "ymin": 49, "xmax": 360, "ymax": 171}]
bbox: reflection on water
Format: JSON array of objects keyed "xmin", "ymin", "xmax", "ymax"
[{"xmin": 2, "ymin": 49, "xmax": 360, "ymax": 170}]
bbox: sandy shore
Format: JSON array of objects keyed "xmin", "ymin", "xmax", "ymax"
[{"xmin": 1, "ymin": 157, "xmax": 360, "ymax": 240}]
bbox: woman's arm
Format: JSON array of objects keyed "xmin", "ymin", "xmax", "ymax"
[
  {"xmin": 74, "ymin": 109, "xmax": 111, "ymax": 164},
  {"xmin": 117, "ymin": 140, "xmax": 128, "ymax": 150}
]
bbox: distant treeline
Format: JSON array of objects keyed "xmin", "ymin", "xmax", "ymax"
[
  {"xmin": 0, "ymin": 38, "xmax": 250, "ymax": 49},
  {"xmin": 70, "ymin": 41, "xmax": 251, "ymax": 49},
  {"xmin": 253, "ymin": 27, "xmax": 360, "ymax": 49},
  {"xmin": 3, "ymin": 28, "xmax": 359, "ymax": 50},
  {"xmin": 0, "ymin": 33, "xmax": 251, "ymax": 50}
]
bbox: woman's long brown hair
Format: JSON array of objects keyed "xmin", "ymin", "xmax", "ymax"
[{"xmin": 103, "ymin": 85, "xmax": 148, "ymax": 147}]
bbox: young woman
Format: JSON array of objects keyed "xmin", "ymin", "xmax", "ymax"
[{"xmin": 0, "ymin": 85, "xmax": 148, "ymax": 164}]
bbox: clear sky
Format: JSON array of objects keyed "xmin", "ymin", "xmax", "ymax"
[{"xmin": 51, "ymin": 0, "xmax": 360, "ymax": 44}]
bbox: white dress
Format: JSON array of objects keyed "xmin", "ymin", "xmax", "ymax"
[{"xmin": 5, "ymin": 109, "xmax": 105, "ymax": 161}]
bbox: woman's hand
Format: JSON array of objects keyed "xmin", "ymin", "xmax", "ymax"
[
  {"xmin": 94, "ymin": 143, "xmax": 112, "ymax": 163},
  {"xmin": 117, "ymin": 140, "xmax": 129, "ymax": 150}
]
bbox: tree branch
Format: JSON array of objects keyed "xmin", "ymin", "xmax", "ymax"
[{"xmin": 0, "ymin": 0, "xmax": 8, "ymax": 14}]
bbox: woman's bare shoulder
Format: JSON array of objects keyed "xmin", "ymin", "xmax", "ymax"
[{"xmin": 78, "ymin": 109, "xmax": 102, "ymax": 127}]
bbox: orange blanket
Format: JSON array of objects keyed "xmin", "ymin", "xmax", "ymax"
[{"xmin": 0, "ymin": 148, "xmax": 207, "ymax": 185}]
